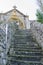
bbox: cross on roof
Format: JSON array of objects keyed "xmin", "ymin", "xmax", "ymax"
[{"xmin": 13, "ymin": 6, "xmax": 17, "ymax": 9}]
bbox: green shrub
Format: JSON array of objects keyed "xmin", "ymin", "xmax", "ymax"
[{"xmin": 36, "ymin": 10, "xmax": 43, "ymax": 23}]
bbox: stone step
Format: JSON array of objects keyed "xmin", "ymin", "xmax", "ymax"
[
  {"xmin": 9, "ymin": 51, "xmax": 42, "ymax": 56},
  {"xmin": 15, "ymin": 30, "xmax": 31, "ymax": 35},
  {"xmin": 14, "ymin": 35, "xmax": 32, "ymax": 39},
  {"xmin": 14, "ymin": 44, "xmax": 38, "ymax": 47},
  {"xmin": 8, "ymin": 54, "xmax": 42, "ymax": 60},
  {"xmin": 13, "ymin": 41, "xmax": 37, "ymax": 43},
  {"xmin": 8, "ymin": 56, "xmax": 42, "ymax": 62},
  {"xmin": 13, "ymin": 45, "xmax": 37, "ymax": 48},
  {"xmin": 13, "ymin": 48, "xmax": 42, "ymax": 52},
  {"xmin": 8, "ymin": 60, "xmax": 43, "ymax": 65},
  {"xmin": 13, "ymin": 45, "xmax": 40, "ymax": 48},
  {"xmin": 10, "ymin": 51, "xmax": 42, "ymax": 56},
  {"xmin": 10, "ymin": 50, "xmax": 42, "ymax": 53},
  {"xmin": 12, "ymin": 42, "xmax": 35, "ymax": 44},
  {"xmin": 11, "ymin": 45, "xmax": 41, "ymax": 49},
  {"xmin": 8, "ymin": 57, "xmax": 41, "ymax": 62},
  {"xmin": 13, "ymin": 43, "xmax": 38, "ymax": 46}
]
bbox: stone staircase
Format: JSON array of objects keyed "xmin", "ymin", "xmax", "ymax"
[{"xmin": 7, "ymin": 29, "xmax": 43, "ymax": 65}]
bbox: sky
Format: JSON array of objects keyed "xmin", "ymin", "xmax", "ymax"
[{"xmin": 0, "ymin": 0, "xmax": 38, "ymax": 20}]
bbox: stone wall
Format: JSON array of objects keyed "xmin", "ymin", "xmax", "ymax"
[{"xmin": 30, "ymin": 20, "xmax": 43, "ymax": 49}]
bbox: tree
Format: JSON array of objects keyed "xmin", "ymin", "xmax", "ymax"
[
  {"xmin": 37, "ymin": 0, "xmax": 43, "ymax": 12},
  {"xmin": 36, "ymin": 0, "xmax": 43, "ymax": 23},
  {"xmin": 36, "ymin": 10, "xmax": 43, "ymax": 23}
]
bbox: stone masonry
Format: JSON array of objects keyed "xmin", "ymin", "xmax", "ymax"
[{"xmin": 30, "ymin": 20, "xmax": 43, "ymax": 49}]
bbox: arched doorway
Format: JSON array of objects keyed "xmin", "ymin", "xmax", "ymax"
[{"xmin": 9, "ymin": 10, "xmax": 25, "ymax": 29}]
